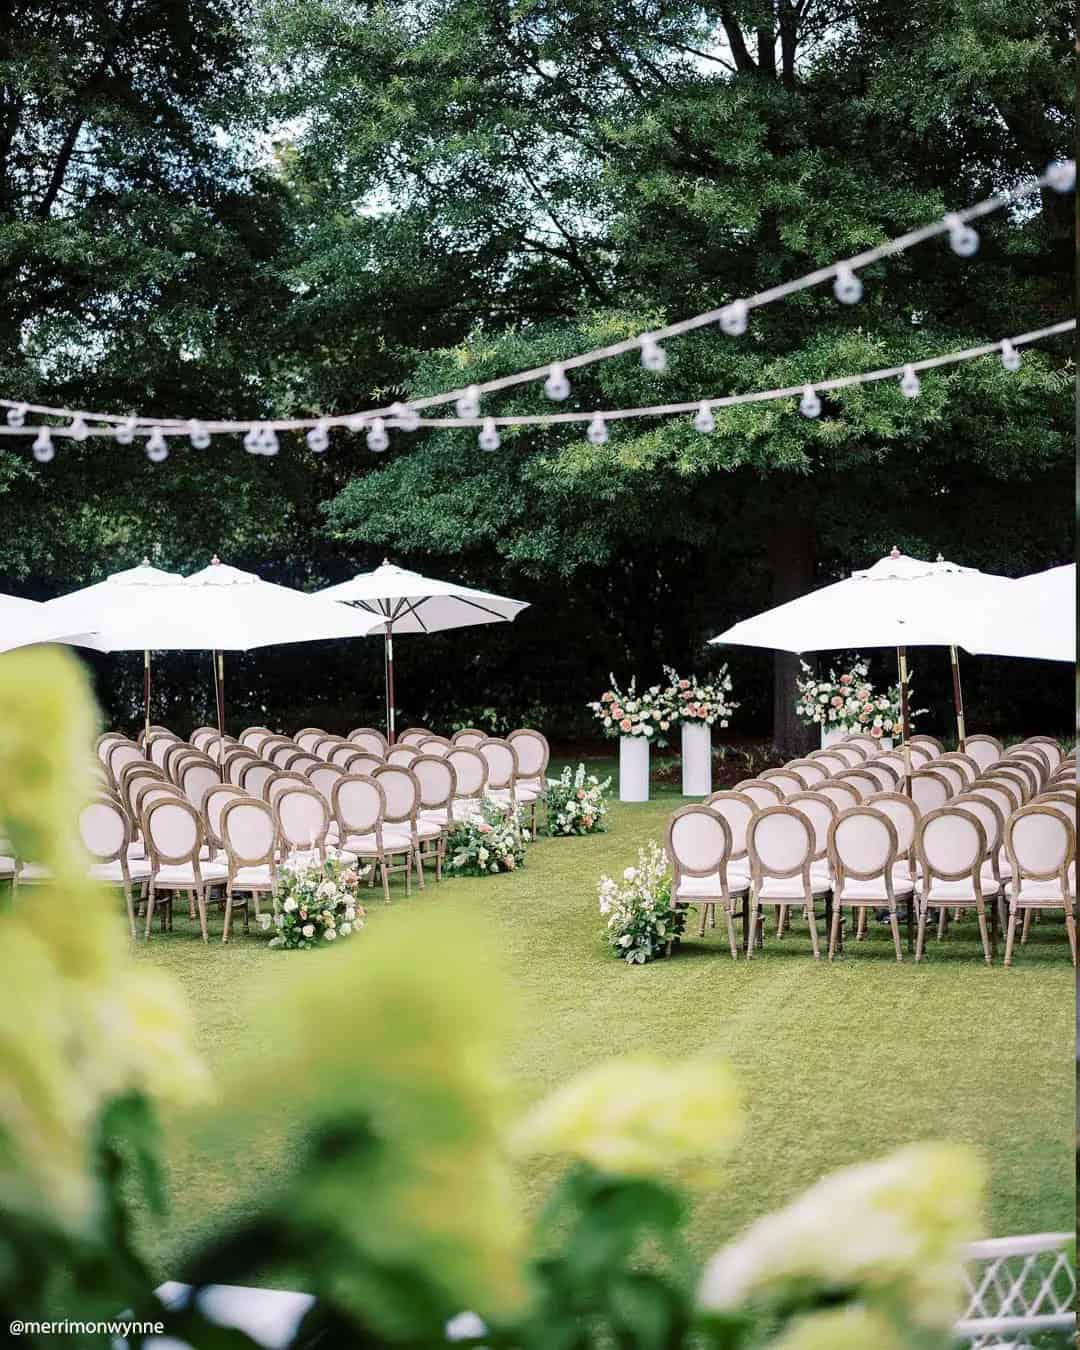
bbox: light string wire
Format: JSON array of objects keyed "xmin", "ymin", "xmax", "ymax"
[
  {"xmin": 0, "ymin": 159, "xmax": 1073, "ymax": 441},
  {"xmin": 0, "ymin": 319, "xmax": 1071, "ymax": 442}
]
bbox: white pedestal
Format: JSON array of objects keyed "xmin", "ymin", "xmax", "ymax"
[
  {"xmin": 619, "ymin": 736, "xmax": 650, "ymax": 802},
  {"xmin": 821, "ymin": 725, "xmax": 846, "ymax": 748},
  {"xmin": 681, "ymin": 722, "xmax": 712, "ymax": 796}
]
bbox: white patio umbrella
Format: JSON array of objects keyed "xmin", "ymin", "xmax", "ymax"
[
  {"xmin": 0, "ymin": 591, "xmax": 91, "ymax": 654},
  {"xmin": 954, "ymin": 564, "xmax": 1074, "ymax": 663},
  {"xmin": 709, "ymin": 549, "xmax": 1018, "ymax": 756},
  {"xmin": 316, "ymin": 561, "xmax": 529, "ymax": 742},
  {"xmin": 48, "ymin": 557, "xmax": 381, "ymax": 736}
]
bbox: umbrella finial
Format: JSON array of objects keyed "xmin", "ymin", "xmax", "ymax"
[
  {"xmin": 889, "ymin": 545, "xmax": 901, "ymax": 558},
  {"xmin": 141, "ymin": 556, "xmax": 151, "ymax": 566},
  {"xmin": 211, "ymin": 554, "xmax": 221, "ymax": 565},
  {"xmin": 382, "ymin": 557, "xmax": 390, "ymax": 566},
  {"xmin": 935, "ymin": 552, "xmax": 944, "ymax": 563}
]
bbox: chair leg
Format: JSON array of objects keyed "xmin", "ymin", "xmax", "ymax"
[
  {"xmin": 856, "ymin": 907, "xmax": 867, "ymax": 941},
  {"xmin": 144, "ymin": 885, "xmax": 157, "ymax": 939},
  {"xmin": 414, "ymin": 843, "xmax": 425, "ymax": 890},
  {"xmin": 381, "ymin": 856, "xmax": 390, "ymax": 903},
  {"xmin": 222, "ymin": 886, "xmax": 234, "ymax": 944},
  {"xmin": 1021, "ymin": 908, "xmax": 1033, "ymax": 944},
  {"xmin": 915, "ymin": 899, "xmax": 929, "ymax": 962},
  {"xmin": 724, "ymin": 903, "xmax": 739, "ymax": 959},
  {"xmin": 698, "ymin": 903, "xmax": 709, "ymax": 937},
  {"xmin": 1064, "ymin": 906, "xmax": 1077, "ymax": 966},
  {"xmin": 975, "ymin": 901, "xmax": 992, "ymax": 965},
  {"xmin": 745, "ymin": 901, "xmax": 758, "ymax": 960},
  {"xmin": 195, "ymin": 888, "xmax": 209, "ymax": 943},
  {"xmin": 828, "ymin": 899, "xmax": 843, "ymax": 960},
  {"xmin": 807, "ymin": 900, "xmax": 820, "ymax": 960},
  {"xmin": 122, "ymin": 884, "xmax": 136, "ymax": 940},
  {"xmin": 776, "ymin": 904, "xmax": 788, "ymax": 938},
  {"xmin": 1004, "ymin": 902, "xmax": 1019, "ymax": 965},
  {"xmin": 888, "ymin": 905, "xmax": 903, "ymax": 961}
]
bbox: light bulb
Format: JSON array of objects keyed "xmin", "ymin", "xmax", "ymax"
[
  {"xmin": 306, "ymin": 421, "xmax": 330, "ymax": 452},
  {"xmin": 719, "ymin": 299, "xmax": 748, "ymax": 336},
  {"xmin": 1046, "ymin": 159, "xmax": 1076, "ymax": 193},
  {"xmin": 799, "ymin": 386, "xmax": 821, "ymax": 418},
  {"xmin": 692, "ymin": 401, "xmax": 715, "ymax": 433},
  {"xmin": 390, "ymin": 402, "xmax": 420, "ymax": 432},
  {"xmin": 347, "ymin": 414, "xmax": 367, "ymax": 433},
  {"xmin": 543, "ymin": 364, "xmax": 570, "ymax": 400},
  {"xmin": 366, "ymin": 418, "xmax": 389, "ymax": 452},
  {"xmin": 833, "ymin": 265, "xmax": 863, "ymax": 304},
  {"xmin": 243, "ymin": 426, "xmax": 261, "ymax": 452},
  {"xmin": 944, "ymin": 212, "xmax": 979, "ymax": 256},
  {"xmin": 6, "ymin": 404, "xmax": 26, "ymax": 428},
  {"xmin": 32, "ymin": 428, "xmax": 54, "ymax": 463},
  {"xmin": 455, "ymin": 385, "xmax": 481, "ymax": 419},
  {"xmin": 1000, "ymin": 340, "xmax": 1021, "ymax": 372},
  {"xmin": 188, "ymin": 419, "xmax": 211, "ymax": 449},
  {"xmin": 258, "ymin": 426, "xmax": 279, "ymax": 456},
  {"xmin": 586, "ymin": 414, "xmax": 608, "ymax": 446},
  {"xmin": 115, "ymin": 418, "xmax": 136, "ymax": 445},
  {"xmin": 899, "ymin": 364, "xmax": 921, "ymax": 398},
  {"xmin": 640, "ymin": 336, "xmax": 667, "ymax": 372},
  {"xmin": 145, "ymin": 427, "xmax": 169, "ymax": 462},
  {"xmin": 68, "ymin": 414, "xmax": 89, "ymax": 441},
  {"xmin": 478, "ymin": 417, "xmax": 500, "ymax": 451}
]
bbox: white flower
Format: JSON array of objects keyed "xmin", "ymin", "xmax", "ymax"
[
  {"xmin": 268, "ymin": 936, "xmax": 284, "ymax": 948},
  {"xmin": 624, "ymin": 867, "xmax": 638, "ymax": 882},
  {"xmin": 301, "ymin": 923, "xmax": 315, "ymax": 938},
  {"xmin": 344, "ymin": 906, "xmax": 356, "ymax": 921},
  {"xmin": 619, "ymin": 934, "xmax": 633, "ymax": 947},
  {"xmin": 340, "ymin": 922, "xmax": 352, "ymax": 936},
  {"xmin": 316, "ymin": 880, "xmax": 338, "ymax": 900},
  {"xmin": 257, "ymin": 913, "xmax": 272, "ymax": 930},
  {"xmin": 283, "ymin": 897, "xmax": 298, "ymax": 913},
  {"xmin": 324, "ymin": 929, "xmax": 336, "ymax": 941}
]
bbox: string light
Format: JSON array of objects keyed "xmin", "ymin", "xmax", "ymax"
[
  {"xmin": 799, "ymin": 386, "xmax": 822, "ymax": 418},
  {"xmin": 1000, "ymin": 339, "xmax": 1021, "ymax": 372},
  {"xmin": 68, "ymin": 415, "xmax": 88, "ymax": 442},
  {"xmin": 719, "ymin": 300, "xmax": 748, "ymax": 336},
  {"xmin": 115, "ymin": 417, "xmax": 136, "ymax": 445},
  {"xmin": 389, "ymin": 402, "xmax": 420, "ymax": 432},
  {"xmin": 366, "ymin": 418, "xmax": 389, "ymax": 452},
  {"xmin": 543, "ymin": 364, "xmax": 571, "ymax": 400},
  {"xmin": 32, "ymin": 428, "xmax": 54, "ymax": 462},
  {"xmin": 188, "ymin": 419, "xmax": 211, "ymax": 449},
  {"xmin": 944, "ymin": 212, "xmax": 979, "ymax": 257},
  {"xmin": 306, "ymin": 421, "xmax": 330, "ymax": 452},
  {"xmin": 347, "ymin": 413, "xmax": 367, "ymax": 433},
  {"xmin": 586, "ymin": 414, "xmax": 608, "ymax": 446},
  {"xmin": 692, "ymin": 401, "xmax": 715, "ymax": 433},
  {"xmin": 5, "ymin": 404, "xmax": 26, "ymax": 428},
  {"xmin": 640, "ymin": 336, "xmax": 667, "ymax": 372},
  {"xmin": 455, "ymin": 385, "xmax": 481, "ymax": 419},
  {"xmin": 899, "ymin": 364, "xmax": 921, "ymax": 398},
  {"xmin": 478, "ymin": 418, "xmax": 500, "ymax": 450},
  {"xmin": 259, "ymin": 426, "xmax": 279, "ymax": 455},
  {"xmin": 833, "ymin": 264, "xmax": 863, "ymax": 304},
  {"xmin": 1047, "ymin": 159, "xmax": 1076, "ymax": 193},
  {"xmin": 145, "ymin": 427, "xmax": 169, "ymax": 462}
]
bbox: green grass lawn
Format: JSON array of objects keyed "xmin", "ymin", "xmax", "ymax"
[{"xmin": 129, "ymin": 760, "xmax": 1074, "ymax": 1280}]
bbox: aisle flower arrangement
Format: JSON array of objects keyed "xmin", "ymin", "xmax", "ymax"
[
  {"xmin": 662, "ymin": 664, "xmax": 739, "ymax": 728},
  {"xmin": 587, "ymin": 675, "xmax": 672, "ymax": 745},
  {"xmin": 263, "ymin": 853, "xmax": 366, "ymax": 949},
  {"xmin": 598, "ymin": 841, "xmax": 685, "ymax": 963},
  {"xmin": 546, "ymin": 763, "xmax": 612, "ymax": 835},
  {"xmin": 795, "ymin": 659, "xmax": 924, "ymax": 738},
  {"xmin": 447, "ymin": 796, "xmax": 529, "ymax": 875}
]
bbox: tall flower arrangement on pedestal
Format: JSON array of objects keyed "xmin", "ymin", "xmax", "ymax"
[
  {"xmin": 795, "ymin": 659, "xmax": 923, "ymax": 739},
  {"xmin": 661, "ymin": 665, "xmax": 739, "ymax": 729},
  {"xmin": 587, "ymin": 675, "xmax": 672, "ymax": 746}
]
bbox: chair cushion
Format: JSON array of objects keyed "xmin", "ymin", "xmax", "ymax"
[
  {"xmin": 415, "ymin": 819, "xmax": 443, "ymax": 840},
  {"xmin": 674, "ymin": 872, "xmax": 750, "ymax": 900},
  {"xmin": 127, "ymin": 841, "xmax": 146, "ymax": 860},
  {"xmin": 755, "ymin": 876, "xmax": 831, "ymax": 902},
  {"xmin": 323, "ymin": 846, "xmax": 358, "ymax": 867},
  {"xmin": 17, "ymin": 862, "xmax": 51, "ymax": 882},
  {"xmin": 153, "ymin": 861, "xmax": 228, "ymax": 887},
  {"xmin": 0, "ymin": 855, "xmax": 15, "ymax": 879},
  {"xmin": 341, "ymin": 831, "xmax": 413, "ymax": 856},
  {"xmin": 88, "ymin": 859, "xmax": 151, "ymax": 884},
  {"xmin": 1015, "ymin": 879, "xmax": 1076, "ymax": 903},
  {"xmin": 922, "ymin": 879, "xmax": 990, "ymax": 903},
  {"xmin": 835, "ymin": 876, "xmax": 914, "ymax": 902},
  {"xmin": 231, "ymin": 865, "xmax": 275, "ymax": 889}
]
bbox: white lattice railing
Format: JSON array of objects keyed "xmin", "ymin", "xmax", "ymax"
[{"xmin": 953, "ymin": 1232, "xmax": 1076, "ymax": 1347}]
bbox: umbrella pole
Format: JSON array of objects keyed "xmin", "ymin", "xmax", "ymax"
[
  {"xmin": 143, "ymin": 649, "xmax": 151, "ymax": 743},
  {"xmin": 897, "ymin": 646, "xmax": 913, "ymax": 796},
  {"xmin": 384, "ymin": 629, "xmax": 396, "ymax": 745},
  {"xmin": 214, "ymin": 650, "xmax": 226, "ymax": 740},
  {"xmin": 949, "ymin": 645, "xmax": 967, "ymax": 751}
]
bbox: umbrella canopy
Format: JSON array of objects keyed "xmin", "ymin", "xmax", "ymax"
[
  {"xmin": 317, "ymin": 561, "xmax": 529, "ymax": 741},
  {"xmin": 954, "ymin": 564, "xmax": 1074, "ymax": 663},
  {"xmin": 0, "ymin": 591, "xmax": 91, "ymax": 654}
]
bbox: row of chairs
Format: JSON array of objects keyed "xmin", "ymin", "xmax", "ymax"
[{"xmin": 667, "ymin": 733, "xmax": 1075, "ymax": 965}]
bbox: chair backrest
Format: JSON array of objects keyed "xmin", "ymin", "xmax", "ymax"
[
  {"xmin": 259, "ymin": 735, "xmax": 294, "ymax": 763},
  {"xmin": 203, "ymin": 784, "xmax": 246, "ymax": 850},
  {"xmin": 507, "ymin": 728, "xmax": 549, "ymax": 780},
  {"xmin": 266, "ymin": 770, "xmax": 311, "ymax": 805},
  {"xmin": 166, "ymin": 745, "xmax": 208, "ymax": 784},
  {"xmin": 79, "ymin": 796, "xmax": 129, "ymax": 863},
  {"xmin": 1008, "ymin": 748, "xmax": 1049, "ymax": 786},
  {"xmin": 371, "ymin": 764, "xmax": 421, "ymax": 827},
  {"xmin": 807, "ymin": 751, "xmax": 849, "ymax": 776},
  {"xmin": 286, "ymin": 753, "xmax": 319, "ymax": 776},
  {"xmin": 909, "ymin": 769, "xmax": 951, "ymax": 815},
  {"xmin": 761, "ymin": 767, "xmax": 807, "ymax": 796},
  {"xmin": 120, "ymin": 759, "xmax": 164, "ymax": 798},
  {"xmin": 313, "ymin": 735, "xmax": 345, "ymax": 760},
  {"xmin": 1036, "ymin": 794, "xmax": 1078, "ymax": 829},
  {"xmin": 783, "ymin": 792, "xmax": 837, "ymax": 862},
  {"xmin": 109, "ymin": 742, "xmax": 146, "ymax": 781},
  {"xmin": 339, "ymin": 751, "xmax": 382, "ymax": 776},
  {"xmin": 478, "ymin": 738, "xmax": 518, "ymax": 791},
  {"xmin": 239, "ymin": 725, "xmax": 274, "ymax": 751},
  {"xmin": 332, "ymin": 774, "xmax": 386, "ymax": 837},
  {"xmin": 732, "ymin": 778, "xmax": 783, "ymax": 808},
  {"xmin": 862, "ymin": 760, "xmax": 900, "ymax": 791},
  {"xmin": 411, "ymin": 754, "xmax": 456, "ymax": 810},
  {"xmin": 295, "ymin": 727, "xmax": 329, "ymax": 753},
  {"xmin": 866, "ymin": 791, "xmax": 920, "ymax": 860},
  {"xmin": 667, "ymin": 805, "xmax": 732, "ymax": 885},
  {"xmin": 269, "ymin": 741, "xmax": 301, "ymax": 768},
  {"xmin": 180, "ymin": 760, "xmax": 222, "ymax": 812},
  {"xmin": 447, "ymin": 747, "xmax": 487, "ymax": 799},
  {"xmin": 964, "ymin": 735, "xmax": 1003, "ymax": 772},
  {"xmin": 748, "ymin": 806, "xmax": 814, "ymax": 882},
  {"xmin": 144, "ymin": 796, "xmax": 203, "ymax": 867},
  {"xmin": 1006, "ymin": 805, "xmax": 1075, "ymax": 882},
  {"xmin": 221, "ymin": 747, "xmax": 257, "ymax": 784},
  {"xmin": 916, "ymin": 807, "xmax": 987, "ymax": 885},
  {"xmin": 397, "ymin": 727, "xmax": 432, "ymax": 747},
  {"xmin": 348, "ymin": 727, "xmax": 390, "ymax": 756},
  {"xmin": 221, "ymin": 796, "xmax": 277, "ymax": 869},
  {"xmin": 703, "ymin": 791, "xmax": 757, "ymax": 862},
  {"xmin": 827, "ymin": 743, "xmax": 866, "ymax": 765},
  {"xmin": 924, "ymin": 759, "xmax": 965, "ymax": 795},
  {"xmin": 953, "ymin": 793, "xmax": 1005, "ymax": 859},
  {"xmin": 784, "ymin": 758, "xmax": 828, "ymax": 787},
  {"xmin": 97, "ymin": 731, "xmax": 127, "ymax": 761},
  {"xmin": 146, "ymin": 732, "xmax": 180, "ymax": 768},
  {"xmin": 134, "ymin": 781, "xmax": 183, "ymax": 820},
  {"xmin": 452, "ymin": 728, "xmax": 489, "ymax": 749},
  {"xmin": 816, "ymin": 780, "xmax": 861, "ymax": 813},
  {"xmin": 968, "ymin": 780, "xmax": 1020, "ymax": 822},
  {"xmin": 905, "ymin": 743, "xmax": 935, "ymax": 769},
  {"xmin": 306, "ymin": 763, "xmax": 345, "ymax": 802},
  {"xmin": 834, "ymin": 769, "xmax": 878, "ymax": 800},
  {"xmin": 844, "ymin": 734, "xmax": 879, "ymax": 756},
  {"xmin": 876, "ymin": 752, "xmax": 907, "ymax": 778},
  {"xmin": 419, "ymin": 736, "xmax": 452, "ymax": 758},
  {"xmin": 1023, "ymin": 735, "xmax": 1063, "ymax": 769},
  {"xmin": 275, "ymin": 785, "xmax": 331, "ymax": 853},
  {"xmin": 828, "ymin": 806, "xmax": 898, "ymax": 882},
  {"xmin": 996, "ymin": 760, "xmax": 1038, "ymax": 799},
  {"xmin": 387, "ymin": 745, "xmax": 420, "ymax": 766},
  {"xmin": 909, "ymin": 734, "xmax": 944, "ymax": 755},
  {"xmin": 239, "ymin": 759, "xmax": 276, "ymax": 797},
  {"xmin": 330, "ymin": 742, "xmax": 364, "ymax": 767},
  {"xmin": 190, "ymin": 726, "xmax": 221, "ymax": 753}
]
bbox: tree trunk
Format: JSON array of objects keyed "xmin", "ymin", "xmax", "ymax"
[{"xmin": 769, "ymin": 498, "xmax": 815, "ymax": 758}]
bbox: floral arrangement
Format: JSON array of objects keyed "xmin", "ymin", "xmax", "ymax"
[
  {"xmin": 262, "ymin": 853, "xmax": 366, "ymax": 949},
  {"xmin": 662, "ymin": 663, "xmax": 739, "ymax": 728},
  {"xmin": 794, "ymin": 658, "xmax": 923, "ymax": 738},
  {"xmin": 598, "ymin": 840, "xmax": 685, "ymax": 963},
  {"xmin": 447, "ymin": 795, "xmax": 529, "ymax": 875},
  {"xmin": 546, "ymin": 763, "xmax": 612, "ymax": 836},
  {"xmin": 587, "ymin": 674, "xmax": 671, "ymax": 743}
]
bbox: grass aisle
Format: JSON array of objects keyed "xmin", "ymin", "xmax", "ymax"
[{"xmin": 134, "ymin": 764, "xmax": 1073, "ymax": 1278}]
